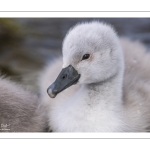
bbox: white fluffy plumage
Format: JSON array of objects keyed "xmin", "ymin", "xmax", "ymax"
[{"xmin": 39, "ymin": 21, "xmax": 150, "ymax": 132}]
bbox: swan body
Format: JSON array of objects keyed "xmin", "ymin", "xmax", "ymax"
[
  {"xmin": 0, "ymin": 77, "xmax": 47, "ymax": 132},
  {"xmin": 39, "ymin": 21, "xmax": 150, "ymax": 132}
]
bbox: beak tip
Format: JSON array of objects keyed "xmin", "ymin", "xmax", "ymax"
[{"xmin": 47, "ymin": 86, "xmax": 57, "ymax": 98}]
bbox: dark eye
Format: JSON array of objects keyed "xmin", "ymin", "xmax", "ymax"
[{"xmin": 82, "ymin": 54, "xmax": 90, "ymax": 60}]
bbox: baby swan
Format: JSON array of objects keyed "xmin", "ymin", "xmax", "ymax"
[
  {"xmin": 40, "ymin": 21, "xmax": 150, "ymax": 132},
  {"xmin": 0, "ymin": 77, "xmax": 47, "ymax": 132}
]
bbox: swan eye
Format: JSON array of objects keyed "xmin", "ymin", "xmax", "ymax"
[{"xmin": 82, "ymin": 54, "xmax": 90, "ymax": 60}]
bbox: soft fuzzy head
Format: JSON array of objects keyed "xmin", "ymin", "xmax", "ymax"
[{"xmin": 62, "ymin": 21, "xmax": 124, "ymax": 84}]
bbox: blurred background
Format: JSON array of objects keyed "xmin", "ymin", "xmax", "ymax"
[{"xmin": 0, "ymin": 18, "xmax": 150, "ymax": 93}]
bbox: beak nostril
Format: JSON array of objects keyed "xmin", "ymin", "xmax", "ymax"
[{"xmin": 62, "ymin": 74, "xmax": 67, "ymax": 79}]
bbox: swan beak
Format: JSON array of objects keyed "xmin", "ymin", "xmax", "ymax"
[{"xmin": 47, "ymin": 65, "xmax": 80, "ymax": 98}]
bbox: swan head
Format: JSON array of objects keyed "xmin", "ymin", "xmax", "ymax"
[{"xmin": 47, "ymin": 21, "xmax": 124, "ymax": 98}]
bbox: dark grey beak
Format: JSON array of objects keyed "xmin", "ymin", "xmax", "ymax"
[{"xmin": 47, "ymin": 65, "xmax": 80, "ymax": 98}]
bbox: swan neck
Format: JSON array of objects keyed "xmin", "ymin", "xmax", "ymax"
[{"xmin": 85, "ymin": 71, "xmax": 123, "ymax": 103}]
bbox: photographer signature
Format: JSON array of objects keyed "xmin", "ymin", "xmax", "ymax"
[{"xmin": 0, "ymin": 124, "xmax": 10, "ymax": 131}]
